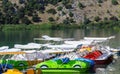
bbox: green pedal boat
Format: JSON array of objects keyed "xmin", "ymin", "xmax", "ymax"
[
  {"xmin": 0, "ymin": 51, "xmax": 43, "ymax": 70},
  {"xmin": 36, "ymin": 57, "xmax": 91, "ymax": 73}
]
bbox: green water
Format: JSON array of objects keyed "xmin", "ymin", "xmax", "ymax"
[
  {"xmin": 0, "ymin": 29, "xmax": 120, "ymax": 74},
  {"xmin": 0, "ymin": 29, "xmax": 119, "ymax": 48}
]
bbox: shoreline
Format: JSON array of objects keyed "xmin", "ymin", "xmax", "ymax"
[{"xmin": 0, "ymin": 21, "xmax": 120, "ymax": 31}]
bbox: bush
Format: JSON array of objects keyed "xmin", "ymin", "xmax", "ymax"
[
  {"xmin": 57, "ymin": 6, "xmax": 63, "ymax": 11},
  {"xmin": 69, "ymin": 12, "xmax": 74, "ymax": 17},
  {"xmin": 62, "ymin": 0, "xmax": 69, "ymax": 5},
  {"xmin": 98, "ymin": 0, "xmax": 103, "ymax": 3},
  {"xmin": 110, "ymin": 16, "xmax": 118, "ymax": 21},
  {"xmin": 94, "ymin": 16, "xmax": 101, "ymax": 22},
  {"xmin": 65, "ymin": 4, "xmax": 72, "ymax": 9},
  {"xmin": 47, "ymin": 8, "xmax": 57, "ymax": 14},
  {"xmin": 111, "ymin": 0, "xmax": 118, "ymax": 5},
  {"xmin": 78, "ymin": 2, "xmax": 85, "ymax": 9},
  {"xmin": 21, "ymin": 17, "xmax": 31, "ymax": 25},
  {"xmin": 32, "ymin": 15, "xmax": 41, "ymax": 22},
  {"xmin": 19, "ymin": 0, "xmax": 25, "ymax": 4},
  {"xmin": 48, "ymin": 17, "xmax": 55, "ymax": 22},
  {"xmin": 62, "ymin": 11, "xmax": 66, "ymax": 15},
  {"xmin": 84, "ymin": 18, "xmax": 91, "ymax": 25}
]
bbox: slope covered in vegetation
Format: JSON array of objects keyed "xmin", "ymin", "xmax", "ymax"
[{"xmin": 0, "ymin": 0, "xmax": 120, "ymax": 29}]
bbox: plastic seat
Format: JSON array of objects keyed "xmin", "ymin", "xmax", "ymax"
[{"xmin": 26, "ymin": 69, "xmax": 34, "ymax": 74}]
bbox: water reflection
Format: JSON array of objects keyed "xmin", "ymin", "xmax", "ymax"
[{"xmin": 0, "ymin": 29, "xmax": 119, "ymax": 48}]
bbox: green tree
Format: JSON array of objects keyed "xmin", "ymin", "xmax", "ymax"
[
  {"xmin": 11, "ymin": 15, "xmax": 19, "ymax": 24},
  {"xmin": 62, "ymin": 11, "xmax": 66, "ymax": 15},
  {"xmin": 84, "ymin": 17, "xmax": 91, "ymax": 25},
  {"xmin": 69, "ymin": 12, "xmax": 74, "ymax": 17},
  {"xmin": 69, "ymin": 18, "xmax": 75, "ymax": 23},
  {"xmin": 57, "ymin": 6, "xmax": 63, "ymax": 11},
  {"xmin": 98, "ymin": 0, "xmax": 103, "ymax": 3},
  {"xmin": 19, "ymin": 0, "xmax": 25, "ymax": 4},
  {"xmin": 111, "ymin": 0, "xmax": 118, "ymax": 5},
  {"xmin": 78, "ymin": 2, "xmax": 85, "ymax": 9},
  {"xmin": 94, "ymin": 16, "xmax": 101, "ymax": 22},
  {"xmin": 32, "ymin": 15, "xmax": 41, "ymax": 22},
  {"xmin": 110, "ymin": 16, "xmax": 118, "ymax": 21},
  {"xmin": 47, "ymin": 8, "xmax": 57, "ymax": 14},
  {"xmin": 62, "ymin": 0, "xmax": 69, "ymax": 5},
  {"xmin": 48, "ymin": 17, "xmax": 55, "ymax": 22},
  {"xmin": 21, "ymin": 17, "xmax": 31, "ymax": 25},
  {"xmin": 65, "ymin": 4, "xmax": 72, "ymax": 9}
]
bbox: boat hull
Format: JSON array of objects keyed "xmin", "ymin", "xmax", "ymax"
[{"xmin": 94, "ymin": 54, "xmax": 113, "ymax": 68}]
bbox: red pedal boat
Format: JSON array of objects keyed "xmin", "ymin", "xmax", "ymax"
[{"xmin": 83, "ymin": 50, "xmax": 113, "ymax": 68}]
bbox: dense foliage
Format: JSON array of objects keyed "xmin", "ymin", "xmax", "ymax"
[
  {"xmin": 0, "ymin": 0, "xmax": 63, "ymax": 25},
  {"xmin": 0, "ymin": 0, "xmax": 119, "ymax": 30},
  {"xmin": 111, "ymin": 0, "xmax": 118, "ymax": 5}
]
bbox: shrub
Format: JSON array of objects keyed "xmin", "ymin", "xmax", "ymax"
[
  {"xmin": 32, "ymin": 15, "xmax": 41, "ymax": 22},
  {"xmin": 19, "ymin": 0, "xmax": 25, "ymax": 4},
  {"xmin": 48, "ymin": 17, "xmax": 55, "ymax": 22},
  {"xmin": 65, "ymin": 4, "xmax": 72, "ymax": 9},
  {"xmin": 57, "ymin": 6, "xmax": 63, "ymax": 11},
  {"xmin": 47, "ymin": 8, "xmax": 57, "ymax": 14},
  {"xmin": 98, "ymin": 0, "xmax": 103, "ymax": 3},
  {"xmin": 69, "ymin": 12, "xmax": 74, "ymax": 17},
  {"xmin": 84, "ymin": 18, "xmax": 91, "ymax": 25},
  {"xmin": 111, "ymin": 0, "xmax": 118, "ymax": 5},
  {"xmin": 21, "ymin": 17, "xmax": 31, "ymax": 25},
  {"xmin": 78, "ymin": 2, "xmax": 85, "ymax": 9},
  {"xmin": 62, "ymin": 11, "xmax": 66, "ymax": 15},
  {"xmin": 94, "ymin": 16, "xmax": 101, "ymax": 22},
  {"xmin": 110, "ymin": 16, "xmax": 118, "ymax": 21}
]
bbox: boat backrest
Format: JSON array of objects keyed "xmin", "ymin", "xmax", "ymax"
[
  {"xmin": 26, "ymin": 69, "xmax": 34, "ymax": 74},
  {"xmin": 42, "ymin": 35, "xmax": 50, "ymax": 39}
]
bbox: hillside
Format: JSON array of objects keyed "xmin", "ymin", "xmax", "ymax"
[{"xmin": 0, "ymin": 0, "xmax": 120, "ymax": 25}]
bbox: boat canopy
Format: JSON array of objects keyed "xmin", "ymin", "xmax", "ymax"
[
  {"xmin": 64, "ymin": 40, "xmax": 94, "ymax": 45},
  {"xmin": 14, "ymin": 43, "xmax": 41, "ymax": 49},
  {"xmin": 0, "ymin": 48, "xmax": 21, "ymax": 52},
  {"xmin": 34, "ymin": 35, "xmax": 74, "ymax": 41},
  {"xmin": 0, "ymin": 46, "xmax": 9, "ymax": 50},
  {"xmin": 84, "ymin": 36, "xmax": 115, "ymax": 41}
]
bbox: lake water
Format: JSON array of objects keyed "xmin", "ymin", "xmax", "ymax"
[{"xmin": 0, "ymin": 29, "xmax": 120, "ymax": 74}]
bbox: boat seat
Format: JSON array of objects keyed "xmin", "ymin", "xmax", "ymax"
[
  {"xmin": 26, "ymin": 69, "xmax": 34, "ymax": 74},
  {"xmin": 61, "ymin": 57, "xmax": 70, "ymax": 64}
]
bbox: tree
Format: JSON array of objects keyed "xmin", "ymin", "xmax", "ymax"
[
  {"xmin": 84, "ymin": 17, "xmax": 91, "ymax": 25},
  {"xmin": 110, "ymin": 16, "xmax": 118, "ymax": 21},
  {"xmin": 26, "ymin": 11, "xmax": 33, "ymax": 16},
  {"xmin": 11, "ymin": 15, "xmax": 19, "ymax": 24},
  {"xmin": 98, "ymin": 0, "xmax": 103, "ymax": 3},
  {"xmin": 63, "ymin": 19, "xmax": 69, "ymax": 24},
  {"xmin": 111, "ymin": 0, "xmax": 118, "ymax": 5},
  {"xmin": 69, "ymin": 12, "xmax": 74, "ymax": 17},
  {"xmin": 94, "ymin": 16, "xmax": 101, "ymax": 22},
  {"xmin": 65, "ymin": 4, "xmax": 72, "ymax": 9},
  {"xmin": 57, "ymin": 6, "xmax": 63, "ymax": 11},
  {"xmin": 48, "ymin": 17, "xmax": 55, "ymax": 22},
  {"xmin": 32, "ymin": 15, "xmax": 41, "ymax": 22},
  {"xmin": 62, "ymin": 0, "xmax": 69, "ymax": 5},
  {"xmin": 19, "ymin": 0, "xmax": 25, "ymax": 4},
  {"xmin": 47, "ymin": 8, "xmax": 57, "ymax": 14},
  {"xmin": 69, "ymin": 18, "xmax": 76, "ymax": 23},
  {"xmin": 62, "ymin": 11, "xmax": 66, "ymax": 15},
  {"xmin": 78, "ymin": 2, "xmax": 85, "ymax": 9},
  {"xmin": 21, "ymin": 17, "xmax": 31, "ymax": 25}
]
